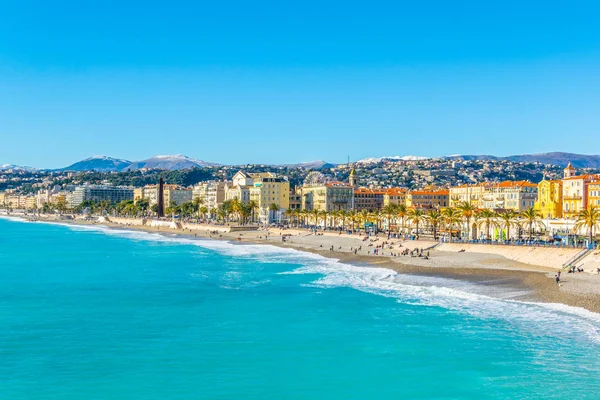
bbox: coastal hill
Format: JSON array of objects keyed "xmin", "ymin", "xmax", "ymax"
[
  {"xmin": 61, "ymin": 156, "xmax": 133, "ymax": 172},
  {"xmin": 443, "ymin": 152, "xmax": 600, "ymax": 168},
  {"xmin": 23, "ymin": 151, "xmax": 600, "ymax": 172},
  {"xmin": 60, "ymin": 155, "xmax": 219, "ymax": 172},
  {"xmin": 124, "ymin": 155, "xmax": 220, "ymax": 171}
]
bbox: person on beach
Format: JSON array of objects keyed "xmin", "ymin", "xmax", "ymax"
[{"xmin": 555, "ymin": 274, "xmax": 560, "ymax": 284}]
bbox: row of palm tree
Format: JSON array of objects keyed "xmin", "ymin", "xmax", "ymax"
[{"xmin": 285, "ymin": 203, "xmax": 600, "ymax": 244}]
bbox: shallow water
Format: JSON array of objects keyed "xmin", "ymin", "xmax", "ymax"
[{"xmin": 1, "ymin": 217, "xmax": 599, "ymax": 399}]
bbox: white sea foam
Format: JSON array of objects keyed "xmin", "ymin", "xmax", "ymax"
[
  {"xmin": 8, "ymin": 218, "xmax": 600, "ymax": 343},
  {"xmin": 0, "ymin": 214, "xmax": 28, "ymax": 222},
  {"xmin": 286, "ymin": 259, "xmax": 600, "ymax": 344}
]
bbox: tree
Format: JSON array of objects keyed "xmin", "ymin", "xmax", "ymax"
[
  {"xmin": 476, "ymin": 209, "xmax": 497, "ymax": 240},
  {"xmin": 192, "ymin": 197, "xmax": 204, "ymax": 219},
  {"xmin": 311, "ymin": 209, "xmax": 320, "ymax": 227},
  {"xmin": 359, "ymin": 210, "xmax": 371, "ymax": 232},
  {"xmin": 520, "ymin": 207, "xmax": 543, "ymax": 241},
  {"xmin": 426, "ymin": 209, "xmax": 442, "ymax": 240},
  {"xmin": 442, "ymin": 207, "xmax": 462, "ymax": 241},
  {"xmin": 199, "ymin": 206, "xmax": 208, "ymax": 219},
  {"xmin": 407, "ymin": 208, "xmax": 426, "ymax": 237},
  {"xmin": 319, "ymin": 209, "xmax": 328, "ymax": 229},
  {"xmin": 575, "ymin": 205, "xmax": 600, "ymax": 247},
  {"xmin": 497, "ymin": 210, "xmax": 518, "ymax": 241},
  {"xmin": 136, "ymin": 198, "xmax": 150, "ymax": 216},
  {"xmin": 269, "ymin": 203, "xmax": 280, "ymax": 224},
  {"xmin": 396, "ymin": 204, "xmax": 408, "ymax": 234},
  {"xmin": 382, "ymin": 204, "xmax": 397, "ymax": 233},
  {"xmin": 457, "ymin": 201, "xmax": 478, "ymax": 239},
  {"xmin": 248, "ymin": 200, "xmax": 259, "ymax": 223}
]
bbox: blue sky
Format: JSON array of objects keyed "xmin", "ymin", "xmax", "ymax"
[{"xmin": 1, "ymin": 0, "xmax": 599, "ymax": 168}]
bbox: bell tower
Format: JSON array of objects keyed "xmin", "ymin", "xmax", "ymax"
[
  {"xmin": 349, "ymin": 167, "xmax": 358, "ymax": 187},
  {"xmin": 563, "ymin": 162, "xmax": 575, "ymax": 179}
]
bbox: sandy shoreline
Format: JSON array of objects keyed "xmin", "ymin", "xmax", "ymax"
[{"xmin": 5, "ymin": 213, "xmax": 600, "ymax": 314}]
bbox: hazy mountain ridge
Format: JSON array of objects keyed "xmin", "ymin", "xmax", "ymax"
[
  {"xmin": 7, "ymin": 151, "xmax": 600, "ymax": 172},
  {"xmin": 444, "ymin": 152, "xmax": 600, "ymax": 168},
  {"xmin": 124, "ymin": 155, "xmax": 220, "ymax": 171}
]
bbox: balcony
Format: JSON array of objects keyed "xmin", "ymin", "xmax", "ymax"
[{"xmin": 563, "ymin": 195, "xmax": 582, "ymax": 200}]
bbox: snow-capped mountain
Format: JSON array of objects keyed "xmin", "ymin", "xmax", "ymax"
[
  {"xmin": 0, "ymin": 164, "xmax": 37, "ymax": 172},
  {"xmin": 356, "ymin": 155, "xmax": 431, "ymax": 164},
  {"xmin": 124, "ymin": 155, "xmax": 220, "ymax": 171},
  {"xmin": 61, "ymin": 156, "xmax": 133, "ymax": 172}
]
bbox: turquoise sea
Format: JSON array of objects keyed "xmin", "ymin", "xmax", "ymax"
[{"xmin": 1, "ymin": 216, "xmax": 600, "ymax": 399}]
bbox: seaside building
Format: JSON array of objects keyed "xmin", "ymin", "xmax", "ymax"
[
  {"xmin": 71, "ymin": 185, "xmax": 134, "ymax": 207},
  {"xmin": 406, "ymin": 188, "xmax": 449, "ymax": 209},
  {"xmin": 249, "ymin": 176, "xmax": 290, "ymax": 224},
  {"xmin": 193, "ymin": 181, "xmax": 226, "ymax": 210},
  {"xmin": 482, "ymin": 181, "xmax": 538, "ymax": 212},
  {"xmin": 134, "ymin": 184, "xmax": 191, "ymax": 207},
  {"xmin": 224, "ymin": 184, "xmax": 251, "ymax": 205},
  {"xmin": 353, "ymin": 188, "xmax": 386, "ymax": 212},
  {"xmin": 561, "ymin": 163, "xmax": 600, "ymax": 218},
  {"xmin": 288, "ymin": 189, "xmax": 302, "ymax": 211},
  {"xmin": 382, "ymin": 188, "xmax": 408, "ymax": 207},
  {"xmin": 589, "ymin": 181, "xmax": 600, "ymax": 208},
  {"xmin": 535, "ymin": 179, "xmax": 563, "ymax": 219},
  {"xmin": 300, "ymin": 181, "xmax": 354, "ymax": 212},
  {"xmin": 449, "ymin": 183, "xmax": 489, "ymax": 208}
]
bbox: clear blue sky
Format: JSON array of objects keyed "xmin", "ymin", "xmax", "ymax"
[{"xmin": 1, "ymin": 1, "xmax": 599, "ymax": 168}]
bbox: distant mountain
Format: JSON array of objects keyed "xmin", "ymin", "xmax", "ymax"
[
  {"xmin": 357, "ymin": 155, "xmax": 431, "ymax": 164},
  {"xmin": 124, "ymin": 155, "xmax": 220, "ymax": 171},
  {"xmin": 0, "ymin": 164, "xmax": 37, "ymax": 172},
  {"xmin": 62, "ymin": 156, "xmax": 133, "ymax": 172},
  {"xmin": 445, "ymin": 152, "xmax": 600, "ymax": 168},
  {"xmin": 278, "ymin": 160, "xmax": 337, "ymax": 170}
]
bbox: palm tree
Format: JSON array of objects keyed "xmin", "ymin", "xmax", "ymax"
[
  {"xmin": 497, "ymin": 210, "xmax": 518, "ymax": 241},
  {"xmin": 268, "ymin": 203, "xmax": 280, "ymax": 224},
  {"xmin": 248, "ymin": 200, "xmax": 259, "ymax": 223},
  {"xmin": 319, "ymin": 209, "xmax": 329, "ymax": 230},
  {"xmin": 349, "ymin": 210, "xmax": 359, "ymax": 232},
  {"xmin": 371, "ymin": 211, "xmax": 384, "ymax": 233},
  {"xmin": 199, "ymin": 206, "xmax": 208, "ymax": 220},
  {"xmin": 382, "ymin": 204, "xmax": 397, "ymax": 233},
  {"xmin": 311, "ymin": 209, "xmax": 320, "ymax": 228},
  {"xmin": 396, "ymin": 204, "xmax": 408, "ymax": 234},
  {"xmin": 359, "ymin": 210, "xmax": 371, "ymax": 232},
  {"xmin": 441, "ymin": 207, "xmax": 462, "ymax": 241},
  {"xmin": 338, "ymin": 209, "xmax": 349, "ymax": 231},
  {"xmin": 575, "ymin": 205, "xmax": 600, "ymax": 247},
  {"xmin": 457, "ymin": 201, "xmax": 478, "ymax": 240},
  {"xmin": 426, "ymin": 209, "xmax": 442, "ymax": 240},
  {"xmin": 407, "ymin": 208, "xmax": 426, "ymax": 237},
  {"xmin": 520, "ymin": 207, "xmax": 543, "ymax": 241},
  {"xmin": 476, "ymin": 209, "xmax": 497, "ymax": 240},
  {"xmin": 192, "ymin": 197, "xmax": 204, "ymax": 220}
]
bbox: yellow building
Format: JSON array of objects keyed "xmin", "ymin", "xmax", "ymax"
[
  {"xmin": 535, "ymin": 179, "xmax": 563, "ymax": 218},
  {"xmin": 383, "ymin": 188, "xmax": 407, "ymax": 207},
  {"xmin": 407, "ymin": 189, "xmax": 449, "ymax": 209},
  {"xmin": 589, "ymin": 181, "xmax": 600, "ymax": 209},
  {"xmin": 249, "ymin": 176, "xmax": 290, "ymax": 223},
  {"xmin": 300, "ymin": 182, "xmax": 354, "ymax": 212},
  {"xmin": 562, "ymin": 174, "xmax": 599, "ymax": 219},
  {"xmin": 449, "ymin": 183, "xmax": 489, "ymax": 208}
]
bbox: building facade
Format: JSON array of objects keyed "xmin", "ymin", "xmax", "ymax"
[
  {"xmin": 300, "ymin": 182, "xmax": 354, "ymax": 212},
  {"xmin": 71, "ymin": 185, "xmax": 134, "ymax": 207},
  {"xmin": 407, "ymin": 189, "xmax": 449, "ymax": 209},
  {"xmin": 535, "ymin": 179, "xmax": 563, "ymax": 218},
  {"xmin": 482, "ymin": 181, "xmax": 537, "ymax": 212}
]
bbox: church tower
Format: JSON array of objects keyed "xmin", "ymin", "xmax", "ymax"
[
  {"xmin": 349, "ymin": 167, "xmax": 358, "ymax": 187},
  {"xmin": 563, "ymin": 162, "xmax": 576, "ymax": 179}
]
